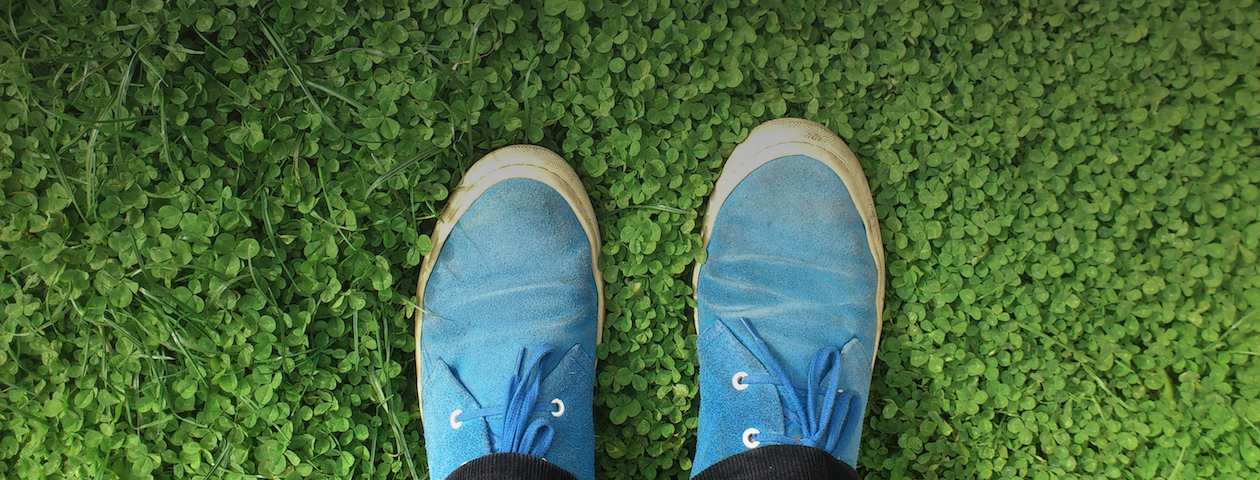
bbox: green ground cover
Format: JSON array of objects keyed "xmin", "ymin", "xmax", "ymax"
[{"xmin": 2, "ymin": 0, "xmax": 1259, "ymax": 478}]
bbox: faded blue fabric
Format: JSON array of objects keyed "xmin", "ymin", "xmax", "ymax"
[
  {"xmin": 420, "ymin": 178, "xmax": 598, "ymax": 480},
  {"xmin": 694, "ymin": 155, "xmax": 879, "ymax": 474}
]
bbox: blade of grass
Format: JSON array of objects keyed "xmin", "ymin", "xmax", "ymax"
[
  {"xmin": 82, "ymin": 53, "xmax": 138, "ymax": 218},
  {"xmin": 33, "ymin": 104, "xmax": 153, "ymax": 129},
  {"xmin": 260, "ymin": 23, "xmax": 350, "ymax": 138},
  {"xmin": 244, "ymin": 258, "xmax": 282, "ymax": 318},
  {"xmin": 113, "ymin": 54, "xmax": 137, "ymax": 114},
  {"xmin": 302, "ymin": 47, "xmax": 417, "ymax": 64},
  {"xmin": 360, "ymin": 309, "xmax": 423, "ymax": 480},
  {"xmin": 66, "ymin": 47, "xmax": 129, "ymax": 92},
  {"xmin": 128, "ymin": 42, "xmax": 163, "ymax": 81},
  {"xmin": 370, "ymin": 153, "xmax": 386, "ymax": 174},
  {"xmin": 161, "ymin": 43, "xmax": 204, "ymax": 55},
  {"xmin": 35, "ymin": 130, "xmax": 85, "ymax": 220},
  {"xmin": 292, "ymin": 134, "xmax": 305, "ymax": 186},
  {"xmin": 157, "ymin": 82, "xmax": 180, "ymax": 181},
  {"xmin": 308, "ymin": 210, "xmax": 366, "ymax": 233},
  {"xmin": 304, "ymin": 79, "xmax": 367, "ymax": 111},
  {"xmin": 208, "ymin": 274, "xmax": 252, "ymax": 307},
  {"xmin": 1017, "ymin": 323, "xmax": 1137, "ymax": 412},
  {"xmin": 200, "ymin": 437, "xmax": 233, "ymax": 480},
  {"xmin": 597, "ymin": 204, "xmax": 692, "ymax": 219},
  {"xmin": 258, "ymin": 187, "xmax": 294, "ymax": 283},
  {"xmin": 1169, "ymin": 443, "xmax": 1189, "ymax": 479},
  {"xmin": 140, "ymin": 262, "xmax": 234, "ymax": 281},
  {"xmin": 366, "ymin": 145, "xmax": 443, "ymax": 196},
  {"xmin": 192, "ymin": 29, "xmax": 229, "ymax": 58}
]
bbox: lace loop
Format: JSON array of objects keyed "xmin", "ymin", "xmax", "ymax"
[
  {"xmin": 737, "ymin": 318, "xmax": 862, "ymax": 454},
  {"xmin": 450, "ymin": 345, "xmax": 560, "ymax": 457}
]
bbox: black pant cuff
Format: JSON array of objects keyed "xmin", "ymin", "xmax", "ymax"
[
  {"xmin": 446, "ymin": 453, "xmax": 579, "ymax": 480},
  {"xmin": 693, "ymin": 444, "xmax": 860, "ymax": 480}
]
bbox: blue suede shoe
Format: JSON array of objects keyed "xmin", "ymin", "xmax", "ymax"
[
  {"xmin": 692, "ymin": 119, "xmax": 885, "ymax": 474},
  {"xmin": 416, "ymin": 146, "xmax": 603, "ymax": 480}
]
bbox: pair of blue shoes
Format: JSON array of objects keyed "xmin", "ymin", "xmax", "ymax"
[{"xmin": 416, "ymin": 119, "xmax": 885, "ymax": 480}]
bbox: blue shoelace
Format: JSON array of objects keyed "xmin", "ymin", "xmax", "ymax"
[
  {"xmin": 737, "ymin": 318, "xmax": 862, "ymax": 454},
  {"xmin": 451, "ymin": 345, "xmax": 560, "ymax": 456}
]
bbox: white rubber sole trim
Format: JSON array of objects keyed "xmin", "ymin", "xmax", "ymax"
[
  {"xmin": 415, "ymin": 145, "xmax": 604, "ymax": 404},
  {"xmin": 693, "ymin": 118, "xmax": 886, "ymax": 364}
]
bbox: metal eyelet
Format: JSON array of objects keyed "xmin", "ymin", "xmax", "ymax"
[
  {"xmin": 731, "ymin": 372, "xmax": 749, "ymax": 391},
  {"xmin": 450, "ymin": 410, "xmax": 463, "ymax": 429},
  {"xmin": 551, "ymin": 398, "xmax": 565, "ymax": 418},
  {"xmin": 742, "ymin": 428, "xmax": 760, "ymax": 449}
]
